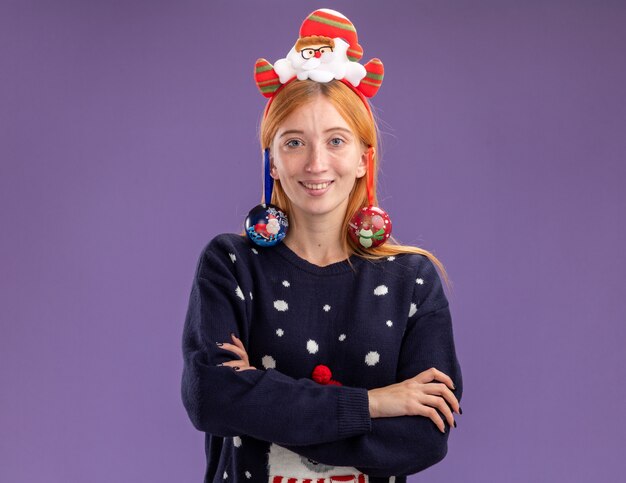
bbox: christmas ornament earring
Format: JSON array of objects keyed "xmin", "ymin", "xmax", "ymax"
[
  {"xmin": 348, "ymin": 147, "xmax": 392, "ymax": 249},
  {"xmin": 244, "ymin": 148, "xmax": 289, "ymax": 247}
]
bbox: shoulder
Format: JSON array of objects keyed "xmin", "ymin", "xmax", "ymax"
[
  {"xmin": 401, "ymin": 253, "xmax": 448, "ymax": 311},
  {"xmin": 195, "ymin": 233, "xmax": 254, "ymax": 277},
  {"xmin": 375, "ymin": 252, "xmax": 445, "ymax": 302},
  {"xmin": 203, "ymin": 232, "xmax": 252, "ymax": 255},
  {"xmin": 368, "ymin": 252, "xmax": 434, "ymax": 280}
]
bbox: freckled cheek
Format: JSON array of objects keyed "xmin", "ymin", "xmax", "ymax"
[
  {"xmin": 276, "ymin": 156, "xmax": 306, "ymax": 175},
  {"xmin": 275, "ymin": 166, "xmax": 306, "ymax": 183}
]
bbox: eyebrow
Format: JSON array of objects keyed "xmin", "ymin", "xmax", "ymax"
[{"xmin": 278, "ymin": 127, "xmax": 353, "ymax": 138}]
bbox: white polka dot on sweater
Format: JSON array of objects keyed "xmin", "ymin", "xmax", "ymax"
[
  {"xmin": 386, "ymin": 320, "xmax": 393, "ymax": 327},
  {"xmin": 307, "ymin": 340, "xmax": 319, "ymax": 354},
  {"xmin": 249, "ymin": 292, "xmax": 253, "ymax": 300},
  {"xmin": 274, "ymin": 300, "xmax": 288, "ymax": 311},
  {"xmin": 235, "ymin": 286, "xmax": 245, "ymax": 301},
  {"xmin": 323, "ymin": 304, "xmax": 331, "ymax": 312},
  {"xmin": 245, "ymin": 471, "xmax": 251, "ymax": 479},
  {"xmin": 365, "ymin": 351, "xmax": 380, "ymax": 366},
  {"xmin": 282, "ymin": 280, "xmax": 290, "ymax": 287},
  {"xmin": 228, "ymin": 253, "xmax": 236, "ymax": 263},
  {"xmin": 233, "ymin": 436, "xmax": 242, "ymax": 447},
  {"xmin": 276, "ymin": 328, "xmax": 284, "ymax": 337},
  {"xmin": 251, "ymin": 248, "xmax": 258, "ymax": 254},
  {"xmin": 387, "ymin": 256, "xmax": 396, "ymax": 261},
  {"xmin": 262, "ymin": 355, "xmax": 276, "ymax": 369},
  {"xmin": 409, "ymin": 303, "xmax": 417, "ymax": 317},
  {"xmin": 416, "ymin": 278, "xmax": 424, "ymax": 285},
  {"xmin": 223, "ymin": 471, "xmax": 228, "ymax": 479},
  {"xmin": 374, "ymin": 285, "xmax": 388, "ymax": 296},
  {"xmin": 338, "ymin": 334, "xmax": 346, "ymax": 341}
]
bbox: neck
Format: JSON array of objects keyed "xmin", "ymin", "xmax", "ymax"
[{"xmin": 283, "ymin": 209, "xmax": 349, "ymax": 266}]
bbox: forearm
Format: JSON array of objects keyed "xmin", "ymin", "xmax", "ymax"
[
  {"xmin": 182, "ymin": 346, "xmax": 372, "ymax": 445},
  {"xmin": 282, "ymin": 412, "xmax": 453, "ymax": 477},
  {"xmin": 283, "ymin": 301, "xmax": 464, "ymax": 477}
]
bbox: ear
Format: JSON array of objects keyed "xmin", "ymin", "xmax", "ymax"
[
  {"xmin": 269, "ymin": 154, "xmax": 279, "ymax": 180},
  {"xmin": 356, "ymin": 146, "xmax": 371, "ymax": 179}
]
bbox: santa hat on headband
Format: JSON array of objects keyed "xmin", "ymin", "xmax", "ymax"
[
  {"xmin": 254, "ymin": 8, "xmax": 384, "ymax": 101},
  {"xmin": 299, "ymin": 9, "xmax": 363, "ymax": 62}
]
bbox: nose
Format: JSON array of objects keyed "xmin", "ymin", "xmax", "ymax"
[
  {"xmin": 314, "ymin": 51, "xmax": 321, "ymax": 58},
  {"xmin": 306, "ymin": 144, "xmax": 328, "ymax": 173}
]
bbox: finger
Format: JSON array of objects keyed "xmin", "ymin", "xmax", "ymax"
[
  {"xmin": 422, "ymin": 394, "xmax": 455, "ymax": 429},
  {"xmin": 237, "ymin": 366, "xmax": 257, "ymax": 371},
  {"xmin": 424, "ymin": 406, "xmax": 446, "ymax": 434},
  {"xmin": 231, "ymin": 333, "xmax": 245, "ymax": 350},
  {"xmin": 423, "ymin": 383, "xmax": 460, "ymax": 414},
  {"xmin": 227, "ymin": 336, "xmax": 250, "ymax": 362},
  {"xmin": 219, "ymin": 360, "xmax": 253, "ymax": 370},
  {"xmin": 416, "ymin": 367, "xmax": 456, "ymax": 391},
  {"xmin": 216, "ymin": 342, "xmax": 248, "ymax": 361}
]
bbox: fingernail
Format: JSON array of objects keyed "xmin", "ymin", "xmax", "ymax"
[
  {"xmin": 217, "ymin": 363, "xmax": 223, "ymax": 366},
  {"xmin": 459, "ymin": 406, "xmax": 463, "ymax": 415},
  {"xmin": 453, "ymin": 420, "xmax": 457, "ymax": 428},
  {"xmin": 234, "ymin": 366, "xmax": 240, "ymax": 371},
  {"xmin": 216, "ymin": 342, "xmax": 223, "ymax": 347}
]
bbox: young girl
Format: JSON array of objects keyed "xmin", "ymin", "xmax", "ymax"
[{"xmin": 181, "ymin": 8, "xmax": 463, "ymax": 483}]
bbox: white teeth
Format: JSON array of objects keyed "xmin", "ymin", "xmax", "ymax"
[{"xmin": 302, "ymin": 182, "xmax": 331, "ymax": 190}]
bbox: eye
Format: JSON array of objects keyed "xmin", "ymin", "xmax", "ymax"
[
  {"xmin": 286, "ymin": 139, "xmax": 303, "ymax": 148},
  {"xmin": 329, "ymin": 137, "xmax": 345, "ymax": 146}
]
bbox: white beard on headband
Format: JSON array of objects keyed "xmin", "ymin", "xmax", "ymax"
[{"xmin": 274, "ymin": 38, "xmax": 367, "ymax": 87}]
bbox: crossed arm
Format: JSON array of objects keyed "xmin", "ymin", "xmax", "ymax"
[{"xmin": 181, "ymin": 241, "xmax": 463, "ymax": 477}]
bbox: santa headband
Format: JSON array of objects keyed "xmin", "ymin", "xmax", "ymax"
[{"xmin": 253, "ymin": 8, "xmax": 385, "ymax": 119}]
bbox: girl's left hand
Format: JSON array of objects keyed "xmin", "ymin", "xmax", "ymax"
[{"xmin": 216, "ymin": 333, "xmax": 257, "ymax": 371}]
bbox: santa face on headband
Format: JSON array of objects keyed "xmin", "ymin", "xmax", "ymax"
[{"xmin": 274, "ymin": 35, "xmax": 367, "ymax": 87}]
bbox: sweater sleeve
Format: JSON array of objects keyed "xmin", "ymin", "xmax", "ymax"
[
  {"xmin": 281, "ymin": 256, "xmax": 464, "ymax": 477},
  {"xmin": 180, "ymin": 236, "xmax": 372, "ymax": 446}
]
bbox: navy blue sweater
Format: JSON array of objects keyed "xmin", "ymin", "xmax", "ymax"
[{"xmin": 181, "ymin": 233, "xmax": 463, "ymax": 483}]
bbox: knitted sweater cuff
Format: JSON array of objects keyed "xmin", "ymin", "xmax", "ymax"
[{"xmin": 337, "ymin": 387, "xmax": 372, "ymax": 438}]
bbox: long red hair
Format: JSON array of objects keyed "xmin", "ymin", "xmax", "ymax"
[{"xmin": 241, "ymin": 79, "xmax": 451, "ymax": 292}]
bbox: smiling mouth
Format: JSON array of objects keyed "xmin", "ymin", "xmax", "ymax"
[{"xmin": 300, "ymin": 181, "xmax": 333, "ymax": 190}]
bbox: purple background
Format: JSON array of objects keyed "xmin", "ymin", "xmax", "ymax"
[{"xmin": 1, "ymin": 0, "xmax": 625, "ymax": 481}]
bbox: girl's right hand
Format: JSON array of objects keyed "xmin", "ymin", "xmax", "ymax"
[{"xmin": 367, "ymin": 367, "xmax": 460, "ymax": 433}]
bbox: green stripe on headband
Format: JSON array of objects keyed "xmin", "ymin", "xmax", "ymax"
[
  {"xmin": 366, "ymin": 72, "xmax": 384, "ymax": 80},
  {"xmin": 309, "ymin": 14, "xmax": 356, "ymax": 32},
  {"xmin": 261, "ymin": 85, "xmax": 280, "ymax": 93},
  {"xmin": 255, "ymin": 64, "xmax": 274, "ymax": 73}
]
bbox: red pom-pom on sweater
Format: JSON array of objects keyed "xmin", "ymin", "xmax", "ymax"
[
  {"xmin": 312, "ymin": 364, "xmax": 332, "ymax": 384},
  {"xmin": 312, "ymin": 364, "xmax": 343, "ymax": 386}
]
